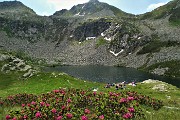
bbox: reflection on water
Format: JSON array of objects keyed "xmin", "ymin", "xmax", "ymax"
[{"xmin": 44, "ymin": 65, "xmax": 180, "ymax": 87}]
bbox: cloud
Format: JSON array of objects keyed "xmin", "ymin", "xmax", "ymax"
[
  {"xmin": 46, "ymin": 0, "xmax": 89, "ymax": 11},
  {"xmin": 147, "ymin": 2, "xmax": 168, "ymax": 11}
]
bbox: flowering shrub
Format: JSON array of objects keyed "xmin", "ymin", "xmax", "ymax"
[{"xmin": 1, "ymin": 89, "xmax": 163, "ymax": 119}]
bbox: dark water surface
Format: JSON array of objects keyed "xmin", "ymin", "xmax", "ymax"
[{"xmin": 44, "ymin": 65, "xmax": 180, "ymax": 87}]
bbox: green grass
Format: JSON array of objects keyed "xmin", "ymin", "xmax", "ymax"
[
  {"xmin": 137, "ymin": 40, "xmax": 180, "ymax": 55},
  {"xmin": 142, "ymin": 107, "xmax": 180, "ymax": 120},
  {"xmin": 169, "ymin": 5, "xmax": 180, "ymax": 26},
  {"xmin": 141, "ymin": 0, "xmax": 178, "ymax": 20},
  {"xmin": 0, "ymin": 68, "xmax": 179, "ymax": 119},
  {"xmin": 0, "ymin": 72, "xmax": 104, "ymax": 98},
  {"xmin": 141, "ymin": 60, "xmax": 180, "ymax": 78},
  {"xmin": 96, "ymin": 37, "xmax": 107, "ymax": 48}
]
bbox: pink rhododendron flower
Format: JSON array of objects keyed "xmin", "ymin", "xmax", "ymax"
[
  {"xmin": 81, "ymin": 115, "xmax": 88, "ymax": 120},
  {"xmin": 27, "ymin": 103, "xmax": 31, "ymax": 107},
  {"xmin": 51, "ymin": 108, "xmax": 57, "ymax": 113},
  {"xmin": 66, "ymin": 113, "xmax": 73, "ymax": 119},
  {"xmin": 35, "ymin": 112, "xmax": 41, "ymax": 118},
  {"xmin": 93, "ymin": 91, "xmax": 96, "ymax": 96},
  {"xmin": 81, "ymin": 91, "xmax": 85, "ymax": 95},
  {"xmin": 12, "ymin": 117, "xmax": 17, "ymax": 120},
  {"xmin": 109, "ymin": 92, "xmax": 113, "ymax": 96},
  {"xmin": 56, "ymin": 116, "xmax": 63, "ymax": 120},
  {"xmin": 40, "ymin": 101, "xmax": 45, "ymax": 106},
  {"xmin": 120, "ymin": 98, "xmax": 127, "ymax": 103},
  {"xmin": 53, "ymin": 90, "xmax": 60, "ymax": 93},
  {"xmin": 128, "ymin": 107, "xmax": 135, "ymax": 112},
  {"xmin": 127, "ymin": 96, "xmax": 134, "ymax": 101},
  {"xmin": 61, "ymin": 105, "xmax": 66, "ymax": 110},
  {"xmin": 67, "ymin": 98, "xmax": 72, "ymax": 103},
  {"xmin": 122, "ymin": 112, "xmax": 133, "ymax": 119},
  {"xmin": 31, "ymin": 108, "xmax": 35, "ymax": 111},
  {"xmin": 46, "ymin": 103, "xmax": 50, "ymax": 107},
  {"xmin": 6, "ymin": 115, "xmax": 11, "ymax": 119},
  {"xmin": 84, "ymin": 108, "xmax": 90, "ymax": 114},
  {"xmin": 23, "ymin": 115, "xmax": 28, "ymax": 119},
  {"xmin": 60, "ymin": 90, "xmax": 66, "ymax": 95},
  {"xmin": 99, "ymin": 115, "xmax": 104, "ymax": 119},
  {"xmin": 21, "ymin": 104, "xmax": 25, "ymax": 107},
  {"xmin": 31, "ymin": 101, "xmax": 36, "ymax": 105}
]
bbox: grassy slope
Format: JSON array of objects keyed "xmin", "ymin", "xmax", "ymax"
[
  {"xmin": 142, "ymin": 60, "xmax": 180, "ymax": 78},
  {"xmin": 0, "ymin": 71, "xmax": 179, "ymax": 120},
  {"xmin": 0, "ymin": 72, "xmax": 103, "ymax": 98}
]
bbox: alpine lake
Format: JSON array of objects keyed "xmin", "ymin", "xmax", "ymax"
[{"xmin": 44, "ymin": 65, "xmax": 180, "ymax": 88}]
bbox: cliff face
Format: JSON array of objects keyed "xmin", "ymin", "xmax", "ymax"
[{"xmin": 0, "ymin": 0, "xmax": 180, "ymax": 77}]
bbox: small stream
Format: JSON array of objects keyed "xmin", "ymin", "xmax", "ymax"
[{"xmin": 44, "ymin": 65, "xmax": 180, "ymax": 87}]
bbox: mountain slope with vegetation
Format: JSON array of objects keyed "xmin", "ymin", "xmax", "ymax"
[{"xmin": 0, "ymin": 0, "xmax": 179, "ymax": 78}]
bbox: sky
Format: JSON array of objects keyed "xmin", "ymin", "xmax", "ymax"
[{"xmin": 0, "ymin": 0, "xmax": 172, "ymax": 16}]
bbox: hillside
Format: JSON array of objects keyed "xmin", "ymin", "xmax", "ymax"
[
  {"xmin": 0, "ymin": 0, "xmax": 180, "ymax": 78},
  {"xmin": 53, "ymin": 0, "xmax": 131, "ymax": 18}
]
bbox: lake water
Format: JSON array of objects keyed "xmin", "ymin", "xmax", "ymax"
[{"xmin": 44, "ymin": 65, "xmax": 180, "ymax": 87}]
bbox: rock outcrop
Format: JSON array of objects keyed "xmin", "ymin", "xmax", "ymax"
[{"xmin": 0, "ymin": 53, "xmax": 37, "ymax": 78}]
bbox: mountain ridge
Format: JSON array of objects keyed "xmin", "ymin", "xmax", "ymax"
[
  {"xmin": 53, "ymin": 0, "xmax": 132, "ymax": 18},
  {"xmin": 0, "ymin": 1, "xmax": 36, "ymax": 15},
  {"xmin": 0, "ymin": 0, "xmax": 180, "ymax": 78}
]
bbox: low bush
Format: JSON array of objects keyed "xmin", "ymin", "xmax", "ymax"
[{"xmin": 1, "ymin": 88, "xmax": 163, "ymax": 120}]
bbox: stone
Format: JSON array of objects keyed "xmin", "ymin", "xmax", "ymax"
[
  {"xmin": 151, "ymin": 67, "xmax": 169, "ymax": 76},
  {"xmin": 13, "ymin": 58, "xmax": 23, "ymax": 63},
  {"xmin": 1, "ymin": 64, "xmax": 9, "ymax": 71},
  {"xmin": 152, "ymin": 84, "xmax": 168, "ymax": 92},
  {"xmin": 141, "ymin": 79, "xmax": 161, "ymax": 84},
  {"xmin": 23, "ymin": 69, "xmax": 35, "ymax": 78},
  {"xmin": 0, "ymin": 54, "xmax": 10, "ymax": 61},
  {"xmin": 21, "ymin": 65, "xmax": 32, "ymax": 71},
  {"xmin": 16, "ymin": 61, "xmax": 26, "ymax": 68}
]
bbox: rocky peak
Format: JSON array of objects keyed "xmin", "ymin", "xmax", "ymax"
[
  {"xmin": 89, "ymin": 0, "xmax": 99, "ymax": 3},
  {"xmin": 0, "ymin": 0, "xmax": 36, "ymax": 15},
  {"xmin": 53, "ymin": 0, "xmax": 129, "ymax": 18},
  {"xmin": 0, "ymin": 1, "xmax": 23, "ymax": 8}
]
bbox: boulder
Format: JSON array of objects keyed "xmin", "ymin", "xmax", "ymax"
[
  {"xmin": 23, "ymin": 69, "xmax": 35, "ymax": 78},
  {"xmin": 141, "ymin": 79, "xmax": 161, "ymax": 84},
  {"xmin": 13, "ymin": 58, "xmax": 24, "ymax": 63},
  {"xmin": 0, "ymin": 54, "xmax": 10, "ymax": 61},
  {"xmin": 152, "ymin": 84, "xmax": 168, "ymax": 92},
  {"xmin": 1, "ymin": 64, "xmax": 10, "ymax": 71},
  {"xmin": 151, "ymin": 67, "xmax": 169, "ymax": 76},
  {"xmin": 16, "ymin": 61, "xmax": 26, "ymax": 69},
  {"xmin": 20, "ymin": 65, "xmax": 32, "ymax": 71}
]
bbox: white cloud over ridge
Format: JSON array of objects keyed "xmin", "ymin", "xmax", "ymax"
[{"xmin": 147, "ymin": 2, "xmax": 168, "ymax": 11}]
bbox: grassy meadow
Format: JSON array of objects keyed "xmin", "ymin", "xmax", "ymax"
[{"xmin": 0, "ymin": 70, "xmax": 179, "ymax": 120}]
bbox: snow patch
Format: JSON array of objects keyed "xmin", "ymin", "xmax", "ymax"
[
  {"xmin": 74, "ymin": 12, "xmax": 85, "ymax": 16},
  {"xmin": 82, "ymin": 5, "xmax": 85, "ymax": 9},
  {"xmin": 104, "ymin": 37, "xmax": 111, "ymax": 41},
  {"xmin": 86, "ymin": 37, "xmax": 96, "ymax": 40},
  {"xmin": 110, "ymin": 49, "xmax": 124, "ymax": 56},
  {"xmin": 138, "ymin": 37, "xmax": 141, "ymax": 40},
  {"xmin": 74, "ymin": 12, "xmax": 80, "ymax": 16},
  {"xmin": 116, "ymin": 25, "xmax": 120, "ymax": 28},
  {"xmin": 101, "ymin": 32, "xmax": 105, "ymax": 36}
]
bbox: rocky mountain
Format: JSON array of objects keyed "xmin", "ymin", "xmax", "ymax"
[
  {"xmin": 0, "ymin": 1, "xmax": 36, "ymax": 19},
  {"xmin": 0, "ymin": 0, "xmax": 180, "ymax": 78},
  {"xmin": 53, "ymin": 0, "xmax": 131, "ymax": 18},
  {"xmin": 141, "ymin": 0, "xmax": 180, "ymax": 25}
]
